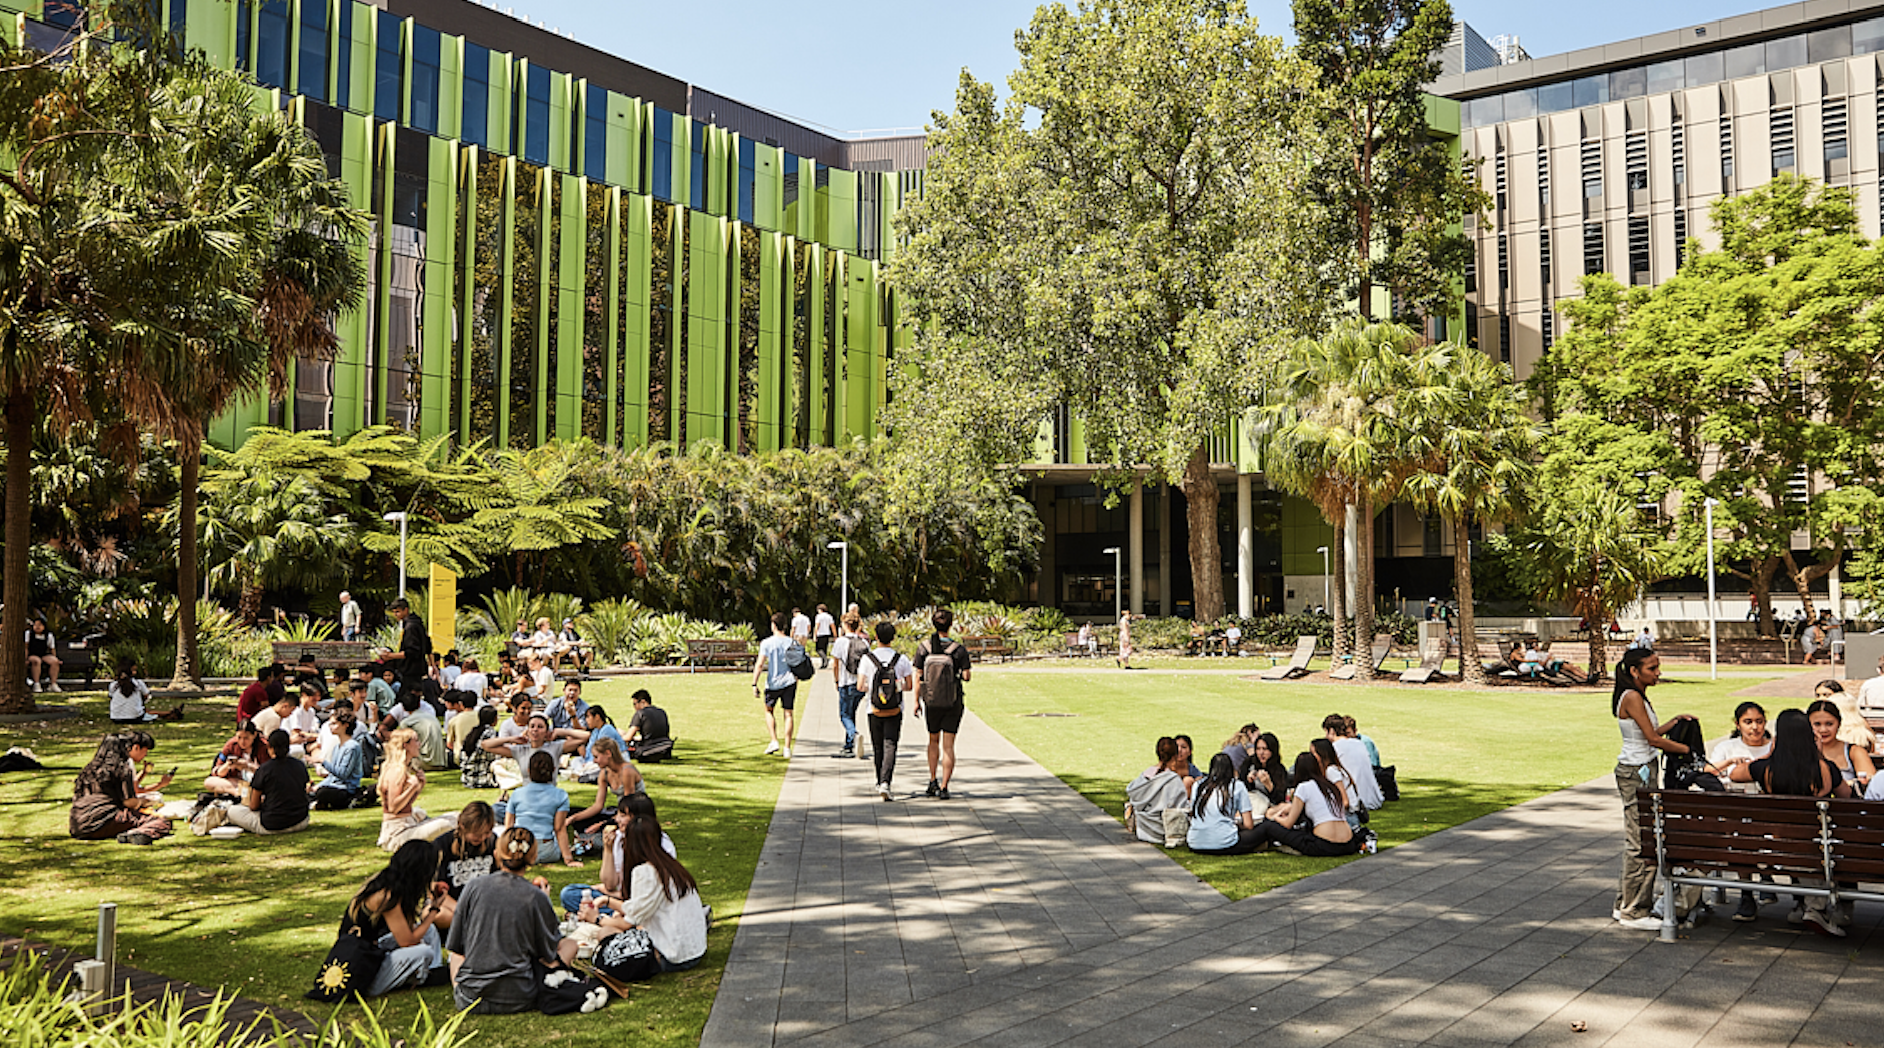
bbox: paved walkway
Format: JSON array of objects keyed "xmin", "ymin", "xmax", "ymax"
[{"xmin": 702, "ymin": 672, "xmax": 1883, "ymax": 1048}]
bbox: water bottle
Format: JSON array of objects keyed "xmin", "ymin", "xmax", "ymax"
[{"xmin": 581, "ymin": 888, "xmax": 593, "ymax": 912}]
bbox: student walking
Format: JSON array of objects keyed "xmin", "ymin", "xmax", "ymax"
[
  {"xmin": 753, "ymin": 612, "xmax": 799, "ymax": 758},
  {"xmin": 857, "ymin": 621, "xmax": 914, "ymax": 800},
  {"xmin": 813, "ymin": 604, "xmax": 836, "ymax": 668},
  {"xmin": 916, "ymin": 608, "xmax": 972, "ymax": 800},
  {"xmin": 829, "ymin": 612, "xmax": 867, "ymax": 757}
]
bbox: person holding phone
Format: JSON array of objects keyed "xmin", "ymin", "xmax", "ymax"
[
  {"xmin": 330, "ymin": 840, "xmax": 450, "ymax": 996},
  {"xmin": 70, "ymin": 730, "xmax": 174, "ymax": 844}
]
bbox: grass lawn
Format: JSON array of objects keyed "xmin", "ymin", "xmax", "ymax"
[
  {"xmin": 968, "ymin": 663, "xmax": 1791, "ymax": 899},
  {"xmin": 0, "ymin": 674, "xmax": 786, "ymax": 1048}
]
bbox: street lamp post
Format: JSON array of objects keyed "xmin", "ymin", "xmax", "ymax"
[
  {"xmin": 1316, "ymin": 546, "xmax": 1330, "ymax": 613},
  {"xmin": 1704, "ymin": 498, "xmax": 1718, "ymax": 681},
  {"xmin": 383, "ymin": 512, "xmax": 409, "ymax": 601},
  {"xmin": 1102, "ymin": 547, "xmax": 1122, "ymax": 622},
  {"xmin": 826, "ymin": 541, "xmax": 849, "ymax": 614}
]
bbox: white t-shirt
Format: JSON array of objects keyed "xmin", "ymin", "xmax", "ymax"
[
  {"xmin": 530, "ymin": 629, "xmax": 559, "ymax": 651},
  {"xmin": 1708, "ymin": 734, "xmax": 1775, "ymax": 794},
  {"xmin": 831, "ymin": 633, "xmax": 865, "ymax": 688},
  {"xmin": 856, "ymin": 646, "xmax": 914, "ymax": 713},
  {"xmin": 282, "ymin": 706, "xmax": 321, "ymax": 737},
  {"xmin": 340, "ymin": 600, "xmax": 362, "ymax": 629},
  {"xmin": 252, "ymin": 706, "xmax": 287, "ymax": 738},
  {"xmin": 107, "ymin": 679, "xmax": 151, "ymax": 721},
  {"xmin": 455, "ymin": 671, "xmax": 487, "ymax": 701},
  {"xmin": 813, "ymin": 612, "xmax": 835, "ymax": 638},
  {"xmin": 440, "ymin": 665, "xmax": 462, "ymax": 687},
  {"xmin": 1297, "ymin": 778, "xmax": 1347, "ymax": 827},
  {"xmin": 790, "ymin": 614, "xmax": 811, "ymax": 640},
  {"xmin": 1860, "ymin": 675, "xmax": 1884, "ymax": 712},
  {"xmin": 1331, "ymin": 738, "xmax": 1382, "ymax": 810},
  {"xmin": 526, "ymin": 665, "xmax": 554, "ymax": 697}
]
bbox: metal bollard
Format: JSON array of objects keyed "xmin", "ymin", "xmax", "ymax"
[{"xmin": 94, "ymin": 902, "xmax": 116, "ymax": 1002}]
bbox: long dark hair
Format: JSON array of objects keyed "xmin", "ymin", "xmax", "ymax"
[
  {"xmin": 1247, "ymin": 732, "xmax": 1290, "ymax": 795},
  {"xmin": 1764, "ymin": 709, "xmax": 1828, "ymax": 796},
  {"xmin": 1191, "ymin": 753, "xmax": 1241, "ymax": 819},
  {"xmin": 113, "ymin": 659, "xmax": 137, "ymax": 696},
  {"xmin": 463, "ymin": 705, "xmax": 498, "ymax": 757},
  {"xmin": 1310, "ymin": 737, "xmax": 1348, "ymax": 788},
  {"xmin": 73, "ymin": 731, "xmax": 143, "ymax": 798},
  {"xmin": 1292, "ymin": 750, "xmax": 1342, "ymax": 815},
  {"xmin": 1612, "ymin": 647, "xmax": 1657, "ymax": 715},
  {"xmin": 348, "ymin": 839, "xmax": 435, "ymax": 926},
  {"xmin": 1732, "ymin": 701, "xmax": 1767, "ymax": 743},
  {"xmin": 623, "ymin": 812, "xmax": 697, "ymax": 903}
]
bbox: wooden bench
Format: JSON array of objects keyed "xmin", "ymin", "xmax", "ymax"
[
  {"xmin": 51, "ymin": 636, "xmax": 101, "ymax": 687},
  {"xmin": 1637, "ymin": 788, "xmax": 1884, "ymax": 942},
  {"xmin": 684, "ymin": 638, "xmax": 752, "ymax": 672},
  {"xmin": 270, "ymin": 641, "xmax": 377, "ymax": 671},
  {"xmin": 1062, "ymin": 632, "xmax": 1101, "ymax": 658},
  {"xmin": 961, "ymin": 636, "xmax": 1014, "ymax": 663}
]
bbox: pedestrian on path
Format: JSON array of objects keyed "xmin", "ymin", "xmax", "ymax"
[
  {"xmin": 829, "ymin": 611, "xmax": 866, "ymax": 756},
  {"xmin": 753, "ymin": 612, "xmax": 798, "ymax": 759},
  {"xmin": 916, "ymin": 608, "xmax": 972, "ymax": 800},
  {"xmin": 813, "ymin": 604, "xmax": 835, "ymax": 668},
  {"xmin": 1611, "ymin": 647, "xmax": 1697, "ymax": 931},
  {"xmin": 790, "ymin": 607, "xmax": 811, "ymax": 647},
  {"xmin": 858, "ymin": 621, "xmax": 914, "ymax": 800},
  {"xmin": 339, "ymin": 590, "xmax": 362, "ymax": 641},
  {"xmin": 1116, "ymin": 611, "xmax": 1134, "ymax": 669}
]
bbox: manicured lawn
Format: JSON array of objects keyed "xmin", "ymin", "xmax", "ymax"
[
  {"xmin": 968, "ymin": 664, "xmax": 1789, "ymax": 899},
  {"xmin": 0, "ymin": 674, "xmax": 785, "ymax": 1048}
]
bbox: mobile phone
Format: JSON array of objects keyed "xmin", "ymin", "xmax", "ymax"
[{"xmin": 166, "ymin": 766, "xmax": 177, "ymax": 777}]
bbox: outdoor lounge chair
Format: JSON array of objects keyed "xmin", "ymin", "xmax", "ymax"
[
  {"xmin": 1328, "ymin": 634, "xmax": 1393, "ymax": 681},
  {"xmin": 1399, "ymin": 635, "xmax": 1451, "ymax": 683},
  {"xmin": 1258, "ymin": 636, "xmax": 1318, "ymax": 681}
]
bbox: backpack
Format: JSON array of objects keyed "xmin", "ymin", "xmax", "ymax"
[
  {"xmin": 861, "ymin": 650, "xmax": 900, "ymax": 713},
  {"xmin": 841, "ymin": 634, "xmax": 869, "ymax": 676},
  {"xmin": 917, "ymin": 637, "xmax": 965, "ymax": 710},
  {"xmin": 785, "ymin": 641, "xmax": 815, "ymax": 681}
]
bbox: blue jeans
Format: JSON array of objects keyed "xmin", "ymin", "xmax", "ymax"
[
  {"xmin": 366, "ymin": 926, "xmax": 440, "ymax": 997},
  {"xmin": 558, "ymin": 883, "xmax": 618, "ymax": 916},
  {"xmin": 836, "ymin": 685, "xmax": 862, "ymax": 748}
]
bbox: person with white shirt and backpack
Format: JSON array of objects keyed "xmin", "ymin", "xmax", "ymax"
[
  {"xmin": 829, "ymin": 612, "xmax": 868, "ymax": 757},
  {"xmin": 916, "ymin": 608, "xmax": 973, "ymax": 801},
  {"xmin": 857, "ymin": 622, "xmax": 915, "ymax": 800}
]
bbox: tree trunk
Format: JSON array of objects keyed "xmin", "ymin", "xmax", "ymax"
[
  {"xmin": 1749, "ymin": 558, "xmax": 1780, "ymax": 639},
  {"xmin": 1587, "ymin": 624, "xmax": 1607, "ymax": 685},
  {"xmin": 0, "ymin": 383, "xmax": 34, "ymax": 713},
  {"xmin": 1330, "ymin": 518, "xmax": 1349, "ymax": 664},
  {"xmin": 1180, "ymin": 443, "xmax": 1225, "ymax": 623},
  {"xmin": 239, "ymin": 572, "xmax": 264, "ymax": 627},
  {"xmin": 1454, "ymin": 515, "xmax": 1484, "ymax": 685},
  {"xmin": 1781, "ymin": 549, "xmax": 1833, "ymax": 623},
  {"xmin": 1353, "ymin": 501, "xmax": 1377, "ymax": 681},
  {"xmin": 169, "ymin": 443, "xmax": 204, "ymax": 690}
]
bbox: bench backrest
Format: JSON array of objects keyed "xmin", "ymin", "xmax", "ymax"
[
  {"xmin": 1367, "ymin": 634, "xmax": 1392, "ymax": 667},
  {"xmin": 1636, "ymin": 789, "xmax": 1884, "ymax": 884},
  {"xmin": 271, "ymin": 641, "xmax": 376, "ymax": 667},
  {"xmin": 1419, "ymin": 636, "xmax": 1447, "ymax": 668},
  {"xmin": 685, "ymin": 638, "xmax": 750, "ymax": 655}
]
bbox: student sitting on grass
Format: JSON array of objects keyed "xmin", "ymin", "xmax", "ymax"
[
  {"xmin": 567, "ymin": 736, "xmax": 644, "ymax": 856},
  {"xmin": 327, "ymin": 839, "xmax": 450, "ymax": 997},
  {"xmin": 1242, "ymin": 732, "xmax": 1292, "ymax": 806},
  {"xmin": 310, "ymin": 711, "xmax": 365, "ymax": 810},
  {"xmin": 1125, "ymin": 737, "xmax": 1190, "ymax": 847},
  {"xmin": 107, "ymin": 660, "xmax": 183, "ymax": 724},
  {"xmin": 1220, "ymin": 723, "xmax": 1260, "ymax": 778},
  {"xmin": 432, "ymin": 801, "xmax": 499, "ymax": 930},
  {"xmin": 459, "ymin": 706, "xmax": 501, "ymax": 789},
  {"xmin": 561, "ymin": 792, "xmax": 678, "ymax": 915},
  {"xmin": 377, "ymin": 727, "xmax": 456, "ymax": 851},
  {"xmin": 1247, "ymin": 749, "xmax": 1367, "ymax": 857},
  {"xmin": 446, "ymin": 826, "xmax": 564, "ymax": 1014},
  {"xmin": 561, "ymin": 814, "xmax": 708, "ymax": 981},
  {"xmin": 202, "ymin": 721, "xmax": 265, "ymax": 799},
  {"xmin": 204, "ymin": 729, "xmax": 310, "ymax": 836},
  {"xmin": 505, "ymin": 750, "xmax": 582, "ymax": 868},
  {"xmin": 70, "ymin": 730, "xmax": 173, "ymax": 845},
  {"xmin": 1186, "ymin": 753, "xmax": 1263, "ymax": 855}
]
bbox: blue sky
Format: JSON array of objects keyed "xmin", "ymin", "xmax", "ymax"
[{"xmin": 496, "ymin": 1, "xmax": 1777, "ymax": 135}]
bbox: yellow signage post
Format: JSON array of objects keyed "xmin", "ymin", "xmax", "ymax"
[{"xmin": 429, "ymin": 564, "xmax": 457, "ymax": 655}]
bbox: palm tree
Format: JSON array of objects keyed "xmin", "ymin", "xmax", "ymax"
[
  {"xmin": 1401, "ymin": 346, "xmax": 1543, "ymax": 684},
  {"xmin": 190, "ymin": 475, "xmax": 358, "ymax": 623},
  {"xmin": 1518, "ymin": 485, "xmax": 1669, "ymax": 676}
]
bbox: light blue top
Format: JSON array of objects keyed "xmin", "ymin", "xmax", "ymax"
[
  {"xmin": 367, "ymin": 677, "xmax": 397, "ymax": 713},
  {"xmin": 1186, "ymin": 781, "xmax": 1253, "ymax": 851},
  {"xmin": 759, "ymin": 635, "xmax": 795, "ymax": 691},
  {"xmin": 584, "ymin": 723, "xmax": 625, "ymax": 763},
  {"xmin": 1359, "ymin": 734, "xmax": 1381, "ymax": 768},
  {"xmin": 316, "ymin": 738, "xmax": 363, "ymax": 792},
  {"xmin": 508, "ymin": 781, "xmax": 571, "ymax": 846}
]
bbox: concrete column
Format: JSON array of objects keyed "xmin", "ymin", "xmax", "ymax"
[
  {"xmin": 1129, "ymin": 482, "xmax": 1144, "ymax": 616},
  {"xmin": 1036, "ymin": 485, "xmax": 1056, "ymax": 608},
  {"xmin": 1158, "ymin": 484, "xmax": 1171, "ymax": 616},
  {"xmin": 1237, "ymin": 474, "xmax": 1254, "ymax": 619}
]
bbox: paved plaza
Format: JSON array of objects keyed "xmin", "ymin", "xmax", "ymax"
[{"xmin": 702, "ymin": 673, "xmax": 1884, "ymax": 1048}]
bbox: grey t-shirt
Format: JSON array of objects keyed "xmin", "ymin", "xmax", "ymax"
[
  {"xmin": 505, "ymin": 740, "xmax": 568, "ymax": 769},
  {"xmin": 445, "ymin": 870, "xmax": 561, "ymax": 1013}
]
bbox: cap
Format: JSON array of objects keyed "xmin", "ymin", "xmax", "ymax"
[
  {"xmin": 387, "ymin": 598, "xmax": 410, "ymax": 611},
  {"xmin": 562, "ymin": 618, "xmax": 573, "ymax": 625}
]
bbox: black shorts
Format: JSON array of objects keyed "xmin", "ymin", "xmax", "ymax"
[
  {"xmin": 815, "ymin": 636, "xmax": 832, "ymax": 656},
  {"xmin": 764, "ymin": 684, "xmax": 797, "ymax": 711},
  {"xmin": 924, "ymin": 701, "xmax": 964, "ymax": 736}
]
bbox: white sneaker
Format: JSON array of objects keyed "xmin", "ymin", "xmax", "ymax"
[
  {"xmin": 1611, "ymin": 908, "xmax": 1624, "ymax": 921},
  {"xmin": 29, "ymin": 680, "xmax": 39, "ymax": 693},
  {"xmin": 46, "ymin": 683, "xmax": 59, "ymax": 693},
  {"xmin": 1616, "ymin": 915, "xmax": 1663, "ymax": 931},
  {"xmin": 1804, "ymin": 908, "xmax": 1847, "ymax": 937},
  {"xmin": 763, "ymin": 741, "xmax": 780, "ymax": 755},
  {"xmin": 877, "ymin": 782, "xmax": 892, "ymax": 801},
  {"xmin": 781, "ymin": 746, "xmax": 792, "ymax": 759}
]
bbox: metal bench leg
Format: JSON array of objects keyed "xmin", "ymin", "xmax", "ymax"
[{"xmin": 1655, "ymin": 795, "xmax": 1678, "ymax": 943}]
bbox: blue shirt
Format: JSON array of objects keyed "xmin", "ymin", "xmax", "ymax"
[
  {"xmin": 543, "ymin": 695, "xmax": 589, "ymax": 731},
  {"xmin": 508, "ymin": 781, "xmax": 570, "ymax": 846},
  {"xmin": 584, "ymin": 723, "xmax": 625, "ymax": 763},
  {"xmin": 316, "ymin": 738, "xmax": 363, "ymax": 793},
  {"xmin": 1186, "ymin": 781, "xmax": 1253, "ymax": 851},
  {"xmin": 759, "ymin": 635, "xmax": 795, "ymax": 691},
  {"xmin": 366, "ymin": 677, "xmax": 397, "ymax": 714}
]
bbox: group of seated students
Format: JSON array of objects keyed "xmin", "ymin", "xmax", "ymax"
[
  {"xmin": 1125, "ymin": 714, "xmax": 1386, "ymax": 858},
  {"xmin": 507, "ymin": 617, "xmax": 595, "ymax": 677}
]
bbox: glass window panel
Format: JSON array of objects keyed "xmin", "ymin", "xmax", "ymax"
[
  {"xmin": 738, "ymin": 138, "xmax": 755, "ymax": 225},
  {"xmin": 1537, "ymin": 80, "xmax": 1573, "ymax": 114},
  {"xmin": 1464, "ymin": 95, "xmax": 1502, "ymax": 126},
  {"xmin": 42, "ymin": 0, "xmax": 82, "ymax": 29},
  {"xmin": 235, "ymin": 0, "xmax": 251, "ymax": 71},
  {"xmin": 1766, "ymin": 34, "xmax": 1805, "ymax": 72},
  {"xmin": 510, "ymin": 164, "xmax": 541, "ymax": 448},
  {"xmin": 334, "ymin": 0, "xmax": 350, "ymax": 109},
  {"xmin": 1724, "ymin": 42, "xmax": 1765, "ymax": 79},
  {"xmin": 1684, "ymin": 50, "xmax": 1723, "ymax": 86},
  {"xmin": 651, "ymin": 109, "xmax": 674, "ymax": 201},
  {"xmin": 689, "ymin": 121, "xmax": 706, "ymax": 207},
  {"xmin": 1503, "ymin": 89, "xmax": 1536, "ymax": 119},
  {"xmin": 409, "ymin": 25, "xmax": 439, "ymax": 134},
  {"xmin": 168, "ymin": 0, "xmax": 186, "ymax": 35},
  {"xmin": 585, "ymin": 84, "xmax": 608, "ymax": 180},
  {"xmin": 1808, "ymin": 26, "xmax": 1852, "ymax": 64},
  {"xmin": 1646, "ymin": 59, "xmax": 1683, "ymax": 94},
  {"xmin": 1571, "ymin": 74, "xmax": 1608, "ymax": 108},
  {"xmin": 523, "ymin": 64, "xmax": 550, "ymax": 166},
  {"xmin": 1855, "ymin": 16, "xmax": 1884, "ymax": 55},
  {"xmin": 1609, "ymin": 65, "xmax": 1646, "ymax": 99},
  {"xmin": 462, "ymin": 42, "xmax": 489, "ymax": 147},
  {"xmin": 374, "ymin": 16, "xmax": 400, "ymax": 122},
  {"xmin": 255, "ymin": 0, "xmax": 289, "ymax": 89},
  {"xmin": 297, "ymin": 0, "xmax": 328, "ymax": 102}
]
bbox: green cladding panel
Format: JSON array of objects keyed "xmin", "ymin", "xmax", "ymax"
[
  {"xmin": 419, "ymin": 134, "xmax": 456, "ymax": 439},
  {"xmin": 555, "ymin": 171, "xmax": 584, "ymax": 441}
]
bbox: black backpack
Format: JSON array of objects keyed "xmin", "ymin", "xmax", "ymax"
[
  {"xmin": 842, "ymin": 634, "xmax": 869, "ymax": 676},
  {"xmin": 785, "ymin": 641, "xmax": 815, "ymax": 681},
  {"xmin": 917, "ymin": 637, "xmax": 965, "ymax": 710},
  {"xmin": 861, "ymin": 650, "xmax": 901, "ymax": 713}
]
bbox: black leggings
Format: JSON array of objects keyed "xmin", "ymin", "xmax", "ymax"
[
  {"xmin": 1191, "ymin": 824, "xmax": 1266, "ymax": 856},
  {"xmin": 869, "ymin": 713, "xmax": 902, "ymax": 786},
  {"xmin": 1249, "ymin": 818, "xmax": 1362, "ymax": 857}
]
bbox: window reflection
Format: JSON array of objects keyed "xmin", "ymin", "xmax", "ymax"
[
  {"xmin": 651, "ymin": 110, "xmax": 674, "ymax": 202},
  {"xmin": 543, "ymin": 174, "xmax": 562, "ymax": 440},
  {"xmin": 585, "ymin": 84, "xmax": 608, "ymax": 181},
  {"xmin": 523, "ymin": 65, "xmax": 550, "ymax": 166},
  {"xmin": 510, "ymin": 163, "xmax": 541, "ymax": 448},
  {"xmin": 256, "ymin": 0, "xmax": 288, "ymax": 88},
  {"xmin": 462, "ymin": 43, "xmax": 490, "ymax": 148},
  {"xmin": 1608, "ymin": 66, "xmax": 1645, "ymax": 100},
  {"xmin": 467, "ymin": 154, "xmax": 505, "ymax": 445},
  {"xmin": 648, "ymin": 201, "xmax": 673, "ymax": 441},
  {"xmin": 297, "ymin": 0, "xmax": 327, "ymax": 102},
  {"xmin": 1856, "ymin": 17, "xmax": 1884, "ymax": 55},
  {"xmin": 1765, "ymin": 34, "xmax": 1804, "ymax": 71},
  {"xmin": 410, "ymin": 25, "xmax": 440, "ymax": 134},
  {"xmin": 1571, "ymin": 74, "xmax": 1607, "ymax": 108},
  {"xmin": 374, "ymin": 16, "xmax": 401, "ymax": 122},
  {"xmin": 1645, "ymin": 60, "xmax": 1683, "ymax": 94}
]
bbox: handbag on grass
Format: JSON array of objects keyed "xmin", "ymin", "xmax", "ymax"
[
  {"xmin": 590, "ymin": 928, "xmax": 661, "ymax": 987},
  {"xmin": 538, "ymin": 962, "xmax": 610, "ymax": 1014},
  {"xmin": 306, "ymin": 915, "xmax": 386, "ymax": 1002}
]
